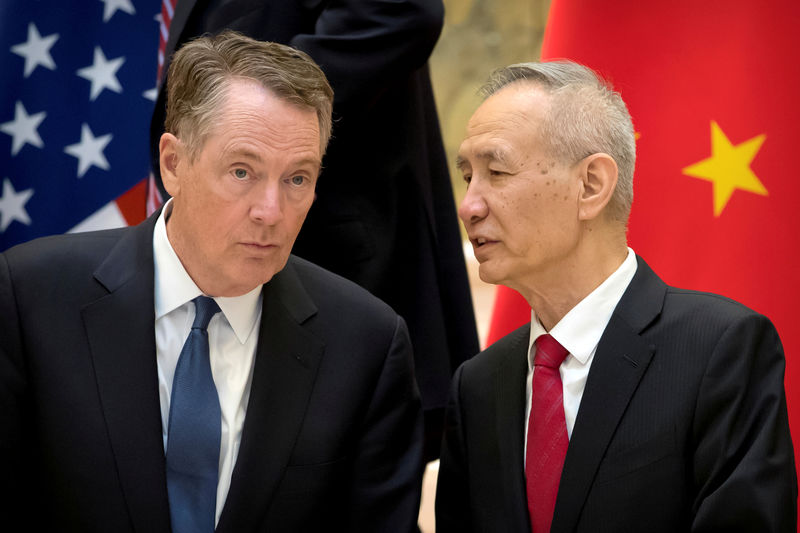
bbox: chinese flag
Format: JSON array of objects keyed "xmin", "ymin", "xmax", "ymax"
[{"xmin": 485, "ymin": 0, "xmax": 800, "ymax": 489}]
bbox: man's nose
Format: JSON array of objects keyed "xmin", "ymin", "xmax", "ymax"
[
  {"xmin": 458, "ymin": 181, "xmax": 489, "ymax": 226},
  {"xmin": 250, "ymin": 180, "xmax": 284, "ymax": 225}
]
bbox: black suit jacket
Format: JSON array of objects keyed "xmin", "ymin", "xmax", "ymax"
[
  {"xmin": 0, "ymin": 212, "xmax": 423, "ymax": 532},
  {"xmin": 150, "ymin": 0, "xmax": 480, "ymax": 460},
  {"xmin": 436, "ymin": 256, "xmax": 797, "ymax": 532}
]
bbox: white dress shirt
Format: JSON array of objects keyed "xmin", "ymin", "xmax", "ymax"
[
  {"xmin": 153, "ymin": 200, "xmax": 262, "ymax": 524},
  {"xmin": 524, "ymin": 248, "xmax": 638, "ymax": 458}
]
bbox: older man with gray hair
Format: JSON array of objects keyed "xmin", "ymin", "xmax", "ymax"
[{"xmin": 436, "ymin": 60, "xmax": 796, "ymax": 532}]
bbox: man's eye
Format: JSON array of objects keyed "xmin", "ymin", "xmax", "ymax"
[
  {"xmin": 233, "ymin": 168, "xmax": 248, "ymax": 180},
  {"xmin": 291, "ymin": 175, "xmax": 305, "ymax": 186},
  {"xmin": 463, "ymin": 174, "xmax": 472, "ymax": 184}
]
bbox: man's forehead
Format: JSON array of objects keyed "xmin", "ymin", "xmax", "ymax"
[{"xmin": 456, "ymin": 143, "xmax": 514, "ymax": 169}]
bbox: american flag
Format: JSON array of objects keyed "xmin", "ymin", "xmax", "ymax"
[{"xmin": 0, "ymin": 0, "xmax": 161, "ymax": 251}]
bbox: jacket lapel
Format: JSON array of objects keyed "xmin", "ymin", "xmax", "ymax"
[
  {"xmin": 216, "ymin": 258, "xmax": 325, "ymax": 533},
  {"xmin": 551, "ymin": 256, "xmax": 665, "ymax": 533},
  {"xmin": 82, "ymin": 214, "xmax": 171, "ymax": 533},
  {"xmin": 494, "ymin": 325, "xmax": 535, "ymax": 532}
]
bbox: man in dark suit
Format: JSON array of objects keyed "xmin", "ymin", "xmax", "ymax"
[
  {"xmin": 0, "ymin": 32, "xmax": 423, "ymax": 532},
  {"xmin": 435, "ymin": 61, "xmax": 797, "ymax": 532},
  {"xmin": 150, "ymin": 0, "xmax": 480, "ymax": 460}
]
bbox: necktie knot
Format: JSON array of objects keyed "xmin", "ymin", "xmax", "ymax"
[
  {"xmin": 534, "ymin": 334, "xmax": 569, "ymax": 369},
  {"xmin": 192, "ymin": 296, "xmax": 220, "ymax": 331}
]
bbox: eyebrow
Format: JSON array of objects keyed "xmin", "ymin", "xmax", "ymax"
[{"xmin": 456, "ymin": 147, "xmax": 513, "ymax": 171}]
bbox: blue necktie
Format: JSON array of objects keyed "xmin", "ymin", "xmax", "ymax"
[{"xmin": 166, "ymin": 296, "xmax": 222, "ymax": 533}]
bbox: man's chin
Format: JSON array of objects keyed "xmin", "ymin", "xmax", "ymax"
[{"xmin": 477, "ymin": 263, "xmax": 506, "ymax": 286}]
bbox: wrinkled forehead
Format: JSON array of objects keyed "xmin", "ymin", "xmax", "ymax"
[{"xmin": 458, "ymin": 85, "xmax": 552, "ymax": 163}]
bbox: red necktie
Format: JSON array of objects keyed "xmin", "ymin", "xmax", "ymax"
[{"xmin": 526, "ymin": 334, "xmax": 569, "ymax": 533}]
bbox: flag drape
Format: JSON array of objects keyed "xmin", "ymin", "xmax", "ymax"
[{"xmin": 0, "ymin": 0, "xmax": 159, "ymax": 250}]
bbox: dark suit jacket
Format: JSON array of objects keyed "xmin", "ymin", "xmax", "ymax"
[
  {"xmin": 150, "ymin": 0, "xmax": 480, "ymax": 460},
  {"xmin": 436, "ymin": 256, "xmax": 797, "ymax": 532},
  {"xmin": 0, "ymin": 212, "xmax": 424, "ymax": 532}
]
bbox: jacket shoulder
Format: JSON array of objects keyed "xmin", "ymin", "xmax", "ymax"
[{"xmin": 286, "ymin": 254, "xmax": 399, "ymax": 320}]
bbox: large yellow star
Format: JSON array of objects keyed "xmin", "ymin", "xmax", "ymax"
[{"xmin": 682, "ymin": 121, "xmax": 768, "ymax": 217}]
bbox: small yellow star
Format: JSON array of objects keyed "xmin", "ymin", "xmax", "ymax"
[{"xmin": 682, "ymin": 121, "xmax": 767, "ymax": 217}]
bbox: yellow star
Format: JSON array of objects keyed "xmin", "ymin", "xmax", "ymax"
[{"xmin": 682, "ymin": 121, "xmax": 768, "ymax": 217}]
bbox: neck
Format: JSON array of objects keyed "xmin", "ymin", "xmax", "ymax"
[{"xmin": 513, "ymin": 226, "xmax": 628, "ymax": 331}]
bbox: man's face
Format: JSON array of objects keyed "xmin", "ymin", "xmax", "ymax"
[
  {"xmin": 163, "ymin": 79, "xmax": 321, "ymax": 296},
  {"xmin": 457, "ymin": 84, "xmax": 582, "ymax": 288}
]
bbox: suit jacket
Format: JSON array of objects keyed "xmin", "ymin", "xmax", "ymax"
[
  {"xmin": 150, "ymin": 0, "xmax": 480, "ymax": 460},
  {"xmin": 436, "ymin": 256, "xmax": 797, "ymax": 532},
  {"xmin": 0, "ymin": 212, "xmax": 424, "ymax": 532}
]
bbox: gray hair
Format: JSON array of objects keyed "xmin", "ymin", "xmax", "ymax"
[
  {"xmin": 481, "ymin": 61, "xmax": 635, "ymax": 224},
  {"xmin": 165, "ymin": 30, "xmax": 334, "ymax": 159}
]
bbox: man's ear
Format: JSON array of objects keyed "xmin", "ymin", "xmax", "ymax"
[
  {"xmin": 577, "ymin": 153, "xmax": 617, "ymax": 221},
  {"xmin": 159, "ymin": 133, "xmax": 183, "ymax": 197}
]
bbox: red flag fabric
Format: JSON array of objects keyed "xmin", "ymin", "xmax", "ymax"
[{"xmin": 484, "ymin": 0, "xmax": 800, "ymax": 492}]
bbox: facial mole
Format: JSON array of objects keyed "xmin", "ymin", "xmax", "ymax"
[{"xmin": 541, "ymin": 168, "xmax": 549, "ymax": 175}]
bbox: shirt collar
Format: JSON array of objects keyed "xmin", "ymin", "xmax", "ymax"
[
  {"xmin": 528, "ymin": 248, "xmax": 638, "ymax": 370},
  {"xmin": 153, "ymin": 199, "xmax": 262, "ymax": 344}
]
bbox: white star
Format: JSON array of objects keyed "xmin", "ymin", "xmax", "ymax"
[
  {"xmin": 0, "ymin": 178, "xmax": 34, "ymax": 232},
  {"xmin": 0, "ymin": 101, "xmax": 46, "ymax": 156},
  {"xmin": 64, "ymin": 124, "xmax": 113, "ymax": 178},
  {"xmin": 100, "ymin": 0, "xmax": 136, "ymax": 22},
  {"xmin": 10, "ymin": 23, "xmax": 59, "ymax": 78},
  {"xmin": 143, "ymin": 87, "xmax": 158, "ymax": 101},
  {"xmin": 77, "ymin": 47, "xmax": 125, "ymax": 101}
]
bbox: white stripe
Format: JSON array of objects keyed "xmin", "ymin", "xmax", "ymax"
[
  {"xmin": 69, "ymin": 202, "xmax": 127, "ymax": 233},
  {"xmin": 162, "ymin": 0, "xmax": 174, "ymax": 20}
]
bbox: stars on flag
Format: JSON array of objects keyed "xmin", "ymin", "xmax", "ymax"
[
  {"xmin": 10, "ymin": 23, "xmax": 59, "ymax": 78},
  {"xmin": 683, "ymin": 121, "xmax": 768, "ymax": 217},
  {"xmin": 64, "ymin": 124, "xmax": 113, "ymax": 178},
  {"xmin": 101, "ymin": 0, "xmax": 137, "ymax": 23},
  {"xmin": 0, "ymin": 178, "xmax": 34, "ymax": 232},
  {"xmin": 0, "ymin": 102, "xmax": 46, "ymax": 156},
  {"xmin": 0, "ymin": 0, "xmax": 161, "ymax": 246},
  {"xmin": 77, "ymin": 47, "xmax": 126, "ymax": 101}
]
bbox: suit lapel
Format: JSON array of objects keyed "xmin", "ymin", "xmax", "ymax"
[
  {"xmin": 82, "ymin": 214, "xmax": 171, "ymax": 533},
  {"xmin": 494, "ymin": 326, "xmax": 534, "ymax": 532},
  {"xmin": 216, "ymin": 258, "xmax": 324, "ymax": 533},
  {"xmin": 551, "ymin": 257, "xmax": 665, "ymax": 533}
]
